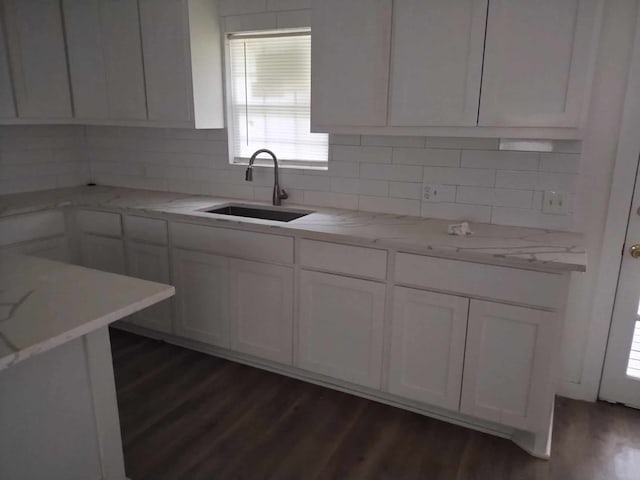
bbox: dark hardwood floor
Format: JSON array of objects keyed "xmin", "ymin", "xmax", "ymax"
[{"xmin": 109, "ymin": 328, "xmax": 640, "ymax": 480}]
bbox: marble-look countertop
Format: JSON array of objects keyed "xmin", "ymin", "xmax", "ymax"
[
  {"xmin": 0, "ymin": 253, "xmax": 175, "ymax": 370},
  {"xmin": 0, "ymin": 186, "xmax": 587, "ymax": 272}
]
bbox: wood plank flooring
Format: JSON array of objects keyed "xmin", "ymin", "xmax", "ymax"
[{"xmin": 110, "ymin": 328, "xmax": 640, "ymax": 480}]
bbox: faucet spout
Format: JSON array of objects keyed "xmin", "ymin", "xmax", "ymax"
[{"xmin": 246, "ymin": 149, "xmax": 288, "ymax": 206}]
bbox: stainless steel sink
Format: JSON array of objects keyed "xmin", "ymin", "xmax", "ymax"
[{"xmin": 200, "ymin": 204, "xmax": 313, "ymax": 222}]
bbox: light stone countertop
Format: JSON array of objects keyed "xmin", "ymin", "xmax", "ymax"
[
  {"xmin": 0, "ymin": 253, "xmax": 175, "ymax": 370},
  {"xmin": 0, "ymin": 185, "xmax": 587, "ymax": 272}
]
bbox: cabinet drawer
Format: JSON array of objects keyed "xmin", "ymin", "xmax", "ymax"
[
  {"xmin": 170, "ymin": 222, "xmax": 294, "ymax": 265},
  {"xmin": 395, "ymin": 253, "xmax": 563, "ymax": 309},
  {"xmin": 77, "ymin": 210, "xmax": 122, "ymax": 237},
  {"xmin": 124, "ymin": 215, "xmax": 168, "ymax": 245},
  {"xmin": 300, "ymin": 239, "xmax": 387, "ymax": 279},
  {"xmin": 0, "ymin": 210, "xmax": 65, "ymax": 247}
]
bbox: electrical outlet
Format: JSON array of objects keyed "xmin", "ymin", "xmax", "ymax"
[
  {"xmin": 423, "ymin": 184, "xmax": 455, "ymax": 203},
  {"xmin": 542, "ymin": 190, "xmax": 569, "ymax": 215}
]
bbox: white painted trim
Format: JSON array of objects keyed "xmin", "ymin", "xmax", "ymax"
[{"xmin": 580, "ymin": 8, "xmax": 640, "ymax": 401}]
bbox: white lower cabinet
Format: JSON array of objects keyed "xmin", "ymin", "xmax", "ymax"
[
  {"xmin": 229, "ymin": 259, "xmax": 294, "ymax": 364},
  {"xmin": 126, "ymin": 242, "xmax": 172, "ymax": 334},
  {"xmin": 297, "ymin": 270, "xmax": 386, "ymax": 389},
  {"xmin": 79, "ymin": 234, "xmax": 126, "ymax": 274},
  {"xmin": 388, "ymin": 287, "xmax": 469, "ymax": 410},
  {"xmin": 172, "ymin": 248, "xmax": 230, "ymax": 348},
  {"xmin": 461, "ymin": 300, "xmax": 555, "ymax": 430}
]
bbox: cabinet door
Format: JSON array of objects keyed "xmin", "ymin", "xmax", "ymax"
[
  {"xmin": 389, "ymin": 287, "xmax": 468, "ymax": 410},
  {"xmin": 230, "ymin": 259, "xmax": 293, "ymax": 364},
  {"xmin": 0, "ymin": 11, "xmax": 15, "ymax": 119},
  {"xmin": 126, "ymin": 242, "xmax": 172, "ymax": 333},
  {"xmin": 3, "ymin": 0, "xmax": 72, "ymax": 118},
  {"xmin": 62, "ymin": 0, "xmax": 109, "ymax": 119},
  {"xmin": 100, "ymin": 0, "xmax": 147, "ymax": 120},
  {"xmin": 172, "ymin": 249, "xmax": 230, "ymax": 347},
  {"xmin": 311, "ymin": 0, "xmax": 391, "ymax": 127},
  {"xmin": 479, "ymin": 0, "xmax": 599, "ymax": 127},
  {"xmin": 389, "ymin": 0, "xmax": 486, "ymax": 127},
  {"xmin": 80, "ymin": 234, "xmax": 126, "ymax": 274},
  {"xmin": 139, "ymin": 0, "xmax": 192, "ymax": 123},
  {"xmin": 461, "ymin": 300, "xmax": 555, "ymax": 430},
  {"xmin": 298, "ymin": 270, "xmax": 385, "ymax": 388}
]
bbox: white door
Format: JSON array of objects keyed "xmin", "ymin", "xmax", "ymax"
[
  {"xmin": 388, "ymin": 287, "xmax": 468, "ymax": 410},
  {"xmin": 4, "ymin": 0, "xmax": 72, "ymax": 119},
  {"xmin": 172, "ymin": 248, "xmax": 230, "ymax": 348},
  {"xmin": 126, "ymin": 242, "xmax": 172, "ymax": 333},
  {"xmin": 297, "ymin": 270, "xmax": 386, "ymax": 389},
  {"xmin": 80, "ymin": 234, "xmax": 126, "ymax": 274},
  {"xmin": 0, "ymin": 15, "xmax": 15, "ymax": 119},
  {"xmin": 600, "ymin": 155, "xmax": 640, "ymax": 408},
  {"xmin": 461, "ymin": 300, "xmax": 555, "ymax": 430},
  {"xmin": 139, "ymin": 0, "xmax": 192, "ymax": 123},
  {"xmin": 479, "ymin": 0, "xmax": 599, "ymax": 127},
  {"xmin": 311, "ymin": 0, "xmax": 391, "ymax": 127},
  {"xmin": 229, "ymin": 259, "xmax": 293, "ymax": 364},
  {"xmin": 388, "ymin": 0, "xmax": 486, "ymax": 127}
]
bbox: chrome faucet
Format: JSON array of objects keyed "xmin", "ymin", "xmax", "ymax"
[{"xmin": 245, "ymin": 149, "xmax": 288, "ymax": 206}]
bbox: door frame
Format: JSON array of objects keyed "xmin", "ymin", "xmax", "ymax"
[{"xmin": 585, "ymin": 8, "xmax": 640, "ymax": 400}]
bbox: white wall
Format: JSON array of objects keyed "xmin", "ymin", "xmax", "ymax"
[{"xmin": 0, "ymin": 125, "xmax": 89, "ymax": 195}]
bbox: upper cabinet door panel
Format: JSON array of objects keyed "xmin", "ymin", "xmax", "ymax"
[
  {"xmin": 479, "ymin": 0, "xmax": 600, "ymax": 127},
  {"xmin": 100, "ymin": 0, "xmax": 147, "ymax": 120},
  {"xmin": 389, "ymin": 0, "xmax": 487, "ymax": 127},
  {"xmin": 311, "ymin": 0, "xmax": 391, "ymax": 127},
  {"xmin": 139, "ymin": 0, "xmax": 192, "ymax": 123},
  {"xmin": 62, "ymin": 0, "xmax": 109, "ymax": 119},
  {"xmin": 0, "ymin": 12, "xmax": 15, "ymax": 118},
  {"xmin": 4, "ymin": 0, "xmax": 71, "ymax": 118}
]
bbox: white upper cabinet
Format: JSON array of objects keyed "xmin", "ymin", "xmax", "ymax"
[
  {"xmin": 311, "ymin": 0, "xmax": 392, "ymax": 128},
  {"xmin": 63, "ymin": 0, "xmax": 146, "ymax": 120},
  {"xmin": 62, "ymin": 0, "xmax": 110, "ymax": 119},
  {"xmin": 139, "ymin": 0, "xmax": 224, "ymax": 127},
  {"xmin": 479, "ymin": 0, "xmax": 600, "ymax": 128},
  {"xmin": 3, "ymin": 0, "xmax": 72, "ymax": 119},
  {"xmin": 98, "ymin": 0, "xmax": 147, "ymax": 120},
  {"xmin": 389, "ymin": 0, "xmax": 487, "ymax": 127},
  {"xmin": 0, "ymin": 13, "xmax": 15, "ymax": 119}
]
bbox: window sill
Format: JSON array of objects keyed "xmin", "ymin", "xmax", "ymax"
[{"xmin": 231, "ymin": 158, "xmax": 328, "ymax": 171}]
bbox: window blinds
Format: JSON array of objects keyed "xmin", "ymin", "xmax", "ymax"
[{"xmin": 228, "ymin": 32, "xmax": 328, "ymax": 166}]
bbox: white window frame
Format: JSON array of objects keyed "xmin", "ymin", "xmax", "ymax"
[{"xmin": 224, "ymin": 28, "xmax": 328, "ymax": 170}]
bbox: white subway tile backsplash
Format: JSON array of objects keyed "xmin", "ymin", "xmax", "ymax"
[
  {"xmin": 393, "ymin": 148, "xmax": 460, "ymax": 167},
  {"xmin": 360, "ymin": 163, "xmax": 423, "ymax": 182},
  {"xmin": 456, "ymin": 186, "xmax": 533, "ymax": 208},
  {"xmin": 331, "ymin": 177, "xmax": 389, "ymax": 196},
  {"xmin": 424, "ymin": 137, "xmax": 501, "ymax": 150},
  {"xmin": 421, "ymin": 202, "xmax": 492, "ymax": 223},
  {"xmin": 224, "ymin": 12, "xmax": 277, "ymax": 32},
  {"xmin": 423, "ymin": 167, "xmax": 495, "ymax": 186},
  {"xmin": 358, "ymin": 196, "xmax": 421, "ymax": 216},
  {"xmin": 220, "ymin": 0, "xmax": 267, "ymax": 16},
  {"xmin": 539, "ymin": 153, "xmax": 581, "ymax": 173},
  {"xmin": 332, "ymin": 145, "xmax": 392, "ymax": 163},
  {"xmin": 389, "ymin": 181, "xmax": 422, "ymax": 200},
  {"xmin": 1, "ymin": 123, "xmax": 581, "ymax": 232},
  {"xmin": 362, "ymin": 135, "xmax": 425, "ymax": 148},
  {"xmin": 461, "ymin": 150, "xmax": 539, "ymax": 171}
]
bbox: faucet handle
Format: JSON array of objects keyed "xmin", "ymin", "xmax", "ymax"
[{"xmin": 280, "ymin": 189, "xmax": 288, "ymax": 200}]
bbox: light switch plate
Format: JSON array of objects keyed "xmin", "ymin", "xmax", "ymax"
[{"xmin": 542, "ymin": 190, "xmax": 569, "ymax": 215}]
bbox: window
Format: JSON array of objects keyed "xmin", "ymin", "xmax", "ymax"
[{"xmin": 227, "ymin": 30, "xmax": 328, "ymax": 169}]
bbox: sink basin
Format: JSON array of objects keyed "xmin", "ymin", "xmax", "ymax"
[{"xmin": 200, "ymin": 204, "xmax": 312, "ymax": 222}]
